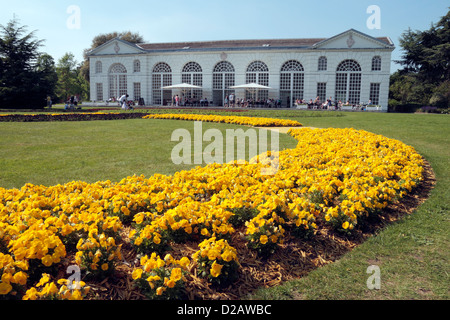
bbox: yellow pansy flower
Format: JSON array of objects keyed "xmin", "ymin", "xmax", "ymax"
[
  {"xmin": 259, "ymin": 235, "xmax": 269, "ymax": 245},
  {"xmin": 210, "ymin": 261, "xmax": 223, "ymax": 278},
  {"xmin": 0, "ymin": 283, "xmax": 12, "ymax": 295},
  {"xmin": 132, "ymin": 268, "xmax": 143, "ymax": 280},
  {"xmin": 156, "ymin": 286, "xmax": 166, "ymax": 296}
]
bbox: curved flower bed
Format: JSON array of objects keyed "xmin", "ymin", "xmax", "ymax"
[
  {"xmin": 143, "ymin": 113, "xmax": 302, "ymax": 127},
  {"xmin": 0, "ymin": 124, "xmax": 424, "ymax": 300},
  {"xmin": 0, "ymin": 112, "xmax": 302, "ymax": 127}
]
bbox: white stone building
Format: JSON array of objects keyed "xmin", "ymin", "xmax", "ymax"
[{"xmin": 88, "ymin": 29, "xmax": 395, "ymax": 111}]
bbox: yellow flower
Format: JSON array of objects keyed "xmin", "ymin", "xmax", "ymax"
[
  {"xmin": 153, "ymin": 234, "xmax": 161, "ymax": 245},
  {"xmin": 156, "ymin": 258, "xmax": 165, "ymax": 268},
  {"xmin": 210, "ymin": 261, "xmax": 223, "ymax": 278},
  {"xmin": 132, "ymin": 268, "xmax": 143, "ymax": 280},
  {"xmin": 179, "ymin": 257, "xmax": 190, "ymax": 269},
  {"xmin": 36, "ymin": 274, "xmax": 51, "ymax": 287},
  {"xmin": 171, "ymin": 268, "xmax": 182, "ymax": 282},
  {"xmin": 41, "ymin": 282, "xmax": 58, "ymax": 296},
  {"xmin": 207, "ymin": 249, "xmax": 220, "ymax": 261},
  {"xmin": 270, "ymin": 235, "xmax": 278, "ymax": 243},
  {"xmin": 221, "ymin": 250, "xmax": 236, "ymax": 263},
  {"xmin": 156, "ymin": 286, "xmax": 166, "ymax": 296},
  {"xmin": 61, "ymin": 224, "xmax": 74, "ymax": 236},
  {"xmin": 133, "ymin": 213, "xmax": 145, "ymax": 224},
  {"xmin": 0, "ymin": 282, "xmax": 12, "ymax": 295},
  {"xmin": 165, "ymin": 279, "xmax": 176, "ymax": 288},
  {"xmin": 134, "ymin": 236, "xmax": 143, "ymax": 246},
  {"xmin": 101, "ymin": 263, "xmax": 109, "ymax": 271},
  {"xmin": 22, "ymin": 287, "xmax": 39, "ymax": 300},
  {"xmin": 70, "ymin": 290, "xmax": 83, "ymax": 300},
  {"xmin": 12, "ymin": 271, "xmax": 28, "ymax": 286},
  {"xmin": 41, "ymin": 255, "xmax": 53, "ymax": 267},
  {"xmin": 120, "ymin": 206, "xmax": 130, "ymax": 216},
  {"xmin": 164, "ymin": 254, "xmax": 174, "ymax": 264},
  {"xmin": 342, "ymin": 221, "xmax": 350, "ymax": 230},
  {"xmin": 259, "ymin": 235, "xmax": 269, "ymax": 245}
]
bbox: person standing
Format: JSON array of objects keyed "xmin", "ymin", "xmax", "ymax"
[
  {"xmin": 229, "ymin": 93, "xmax": 235, "ymax": 108},
  {"xmin": 119, "ymin": 94, "xmax": 129, "ymax": 110}
]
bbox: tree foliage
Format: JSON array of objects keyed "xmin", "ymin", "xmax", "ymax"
[
  {"xmin": 390, "ymin": 9, "xmax": 450, "ymax": 108},
  {"xmin": 54, "ymin": 52, "xmax": 90, "ymax": 103},
  {"xmin": 36, "ymin": 53, "xmax": 58, "ymax": 101},
  {"xmin": 0, "ymin": 19, "xmax": 56, "ymax": 109}
]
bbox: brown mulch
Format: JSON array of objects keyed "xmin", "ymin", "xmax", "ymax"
[{"xmin": 83, "ymin": 159, "xmax": 436, "ymax": 300}]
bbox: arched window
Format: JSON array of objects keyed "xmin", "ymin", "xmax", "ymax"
[
  {"xmin": 213, "ymin": 61, "xmax": 235, "ymax": 106},
  {"xmin": 109, "ymin": 63, "xmax": 127, "ymax": 99},
  {"xmin": 335, "ymin": 59, "xmax": 362, "ymax": 104},
  {"xmin": 247, "ymin": 60, "xmax": 269, "ymax": 73},
  {"xmin": 95, "ymin": 61, "xmax": 102, "ymax": 74},
  {"xmin": 371, "ymin": 56, "xmax": 381, "ymax": 71},
  {"xmin": 318, "ymin": 56, "xmax": 327, "ymax": 71},
  {"xmin": 182, "ymin": 62, "xmax": 203, "ymax": 100},
  {"xmin": 133, "ymin": 60, "xmax": 141, "ymax": 73},
  {"xmin": 182, "ymin": 61, "xmax": 202, "ymax": 73},
  {"xmin": 152, "ymin": 62, "xmax": 172, "ymax": 105},
  {"xmin": 153, "ymin": 62, "xmax": 171, "ymax": 73},
  {"xmin": 110, "ymin": 63, "xmax": 127, "ymax": 73},
  {"xmin": 214, "ymin": 61, "xmax": 235, "ymax": 73},
  {"xmin": 337, "ymin": 59, "xmax": 362, "ymax": 72},
  {"xmin": 246, "ymin": 61, "xmax": 269, "ymax": 100},
  {"xmin": 280, "ymin": 60, "xmax": 304, "ymax": 107}
]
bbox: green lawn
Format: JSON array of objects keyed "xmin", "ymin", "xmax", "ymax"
[
  {"xmin": 0, "ymin": 118, "xmax": 297, "ymax": 189},
  {"xmin": 0, "ymin": 110, "xmax": 448, "ymax": 300}
]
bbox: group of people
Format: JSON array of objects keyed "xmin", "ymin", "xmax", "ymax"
[
  {"xmin": 224, "ymin": 97, "xmax": 283, "ymax": 108},
  {"xmin": 295, "ymin": 97, "xmax": 374, "ymax": 110},
  {"xmin": 169, "ymin": 95, "xmax": 210, "ymax": 107},
  {"xmin": 223, "ymin": 93, "xmax": 285, "ymax": 108},
  {"xmin": 64, "ymin": 95, "xmax": 81, "ymax": 110},
  {"xmin": 295, "ymin": 97, "xmax": 336, "ymax": 109},
  {"xmin": 119, "ymin": 94, "xmax": 134, "ymax": 110}
]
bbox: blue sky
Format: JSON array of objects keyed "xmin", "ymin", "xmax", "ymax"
[{"xmin": 1, "ymin": 0, "xmax": 448, "ymax": 73}]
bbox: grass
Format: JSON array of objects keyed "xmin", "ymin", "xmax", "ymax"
[
  {"xmin": 0, "ymin": 118, "xmax": 297, "ymax": 189},
  {"xmin": 0, "ymin": 110, "xmax": 448, "ymax": 300}
]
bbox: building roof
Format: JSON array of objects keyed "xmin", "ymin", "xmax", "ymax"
[
  {"xmin": 87, "ymin": 29, "xmax": 394, "ymax": 56},
  {"xmin": 137, "ymin": 38, "xmax": 327, "ymax": 51},
  {"xmin": 136, "ymin": 28, "xmax": 394, "ymax": 52}
]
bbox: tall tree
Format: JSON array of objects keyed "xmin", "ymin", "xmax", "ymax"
[
  {"xmin": 397, "ymin": 11, "xmax": 450, "ymax": 84},
  {"xmin": 56, "ymin": 52, "xmax": 89, "ymax": 102},
  {"xmin": 391, "ymin": 8, "xmax": 450, "ymax": 108},
  {"xmin": 0, "ymin": 18, "xmax": 49, "ymax": 108},
  {"xmin": 35, "ymin": 53, "xmax": 58, "ymax": 102},
  {"xmin": 80, "ymin": 31, "xmax": 145, "ymax": 82}
]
